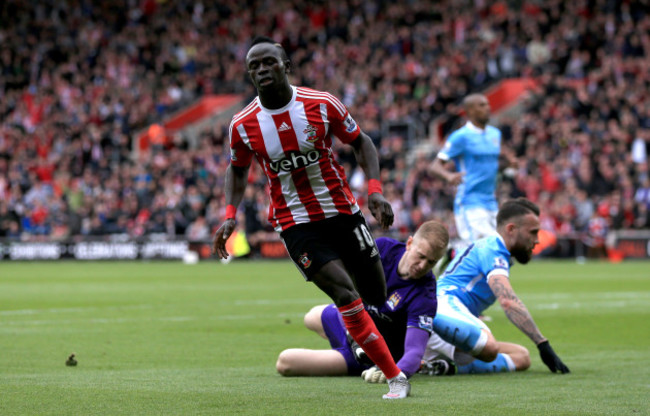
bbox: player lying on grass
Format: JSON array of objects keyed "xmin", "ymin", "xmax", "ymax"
[
  {"xmin": 276, "ymin": 221, "xmax": 448, "ymax": 383},
  {"xmin": 419, "ymin": 197, "xmax": 570, "ymax": 376}
]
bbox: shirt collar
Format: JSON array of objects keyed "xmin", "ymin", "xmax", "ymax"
[
  {"xmin": 465, "ymin": 121, "xmax": 486, "ymax": 133},
  {"xmin": 496, "ymin": 233, "xmax": 506, "ymax": 248},
  {"xmin": 257, "ymin": 86, "xmax": 297, "ymax": 114}
]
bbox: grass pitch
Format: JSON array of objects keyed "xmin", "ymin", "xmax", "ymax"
[{"xmin": 1, "ymin": 260, "xmax": 648, "ymax": 415}]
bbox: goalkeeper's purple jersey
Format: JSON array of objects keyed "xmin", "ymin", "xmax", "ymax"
[{"xmin": 365, "ymin": 237, "xmax": 437, "ymax": 359}]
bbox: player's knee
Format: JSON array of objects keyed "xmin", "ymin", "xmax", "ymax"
[
  {"xmin": 517, "ymin": 351, "xmax": 531, "ymax": 371},
  {"xmin": 477, "ymin": 340, "xmax": 499, "ymax": 362},
  {"xmin": 355, "ymin": 263, "xmax": 387, "ymax": 307},
  {"xmin": 512, "ymin": 346, "xmax": 531, "ymax": 371},
  {"xmin": 275, "ymin": 350, "xmax": 294, "ymax": 376},
  {"xmin": 334, "ymin": 291, "xmax": 359, "ymax": 307},
  {"xmin": 303, "ymin": 305, "xmax": 324, "ymax": 331},
  {"xmin": 322, "ymin": 282, "xmax": 359, "ymax": 307}
]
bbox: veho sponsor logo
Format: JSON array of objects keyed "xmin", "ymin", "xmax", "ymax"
[{"xmin": 269, "ymin": 150, "xmax": 320, "ymax": 173}]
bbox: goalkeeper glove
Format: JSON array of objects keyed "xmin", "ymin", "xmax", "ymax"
[
  {"xmin": 361, "ymin": 366, "xmax": 387, "ymax": 383},
  {"xmin": 537, "ymin": 340, "xmax": 570, "ymax": 374}
]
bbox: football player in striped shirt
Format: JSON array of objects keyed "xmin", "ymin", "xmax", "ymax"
[{"xmin": 213, "ymin": 37, "xmax": 409, "ymax": 399}]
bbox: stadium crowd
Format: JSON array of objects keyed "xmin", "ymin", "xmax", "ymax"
[{"xmin": 0, "ymin": 0, "xmax": 649, "ymax": 257}]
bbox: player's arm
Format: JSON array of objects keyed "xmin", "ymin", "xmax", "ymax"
[
  {"xmin": 326, "ymin": 95, "xmax": 392, "ymax": 229},
  {"xmin": 499, "ymin": 144, "xmax": 519, "ymax": 177},
  {"xmin": 350, "ymin": 131, "xmax": 380, "ymax": 185},
  {"xmin": 397, "ymin": 295, "xmax": 437, "ymax": 378},
  {"xmin": 489, "ymin": 273, "xmax": 570, "ymax": 373},
  {"xmin": 350, "ymin": 132, "xmax": 394, "ymax": 229},
  {"xmin": 212, "ymin": 164, "xmax": 250, "ymax": 259},
  {"xmin": 430, "ymin": 157, "xmax": 463, "ymax": 185},
  {"xmin": 430, "ymin": 132, "xmax": 464, "ymax": 185},
  {"xmin": 395, "ymin": 327, "xmax": 430, "ymax": 378},
  {"xmin": 488, "ymin": 273, "xmax": 545, "ymax": 345}
]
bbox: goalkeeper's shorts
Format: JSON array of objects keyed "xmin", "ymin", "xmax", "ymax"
[{"xmin": 321, "ymin": 304, "xmax": 371, "ymax": 375}]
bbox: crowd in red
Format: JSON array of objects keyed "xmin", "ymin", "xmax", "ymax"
[{"xmin": 0, "ymin": 1, "xmax": 648, "ymax": 257}]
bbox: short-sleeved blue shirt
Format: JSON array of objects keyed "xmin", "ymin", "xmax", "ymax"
[
  {"xmin": 438, "ymin": 122, "xmax": 501, "ymax": 212},
  {"xmin": 436, "ymin": 235, "xmax": 511, "ymax": 316}
]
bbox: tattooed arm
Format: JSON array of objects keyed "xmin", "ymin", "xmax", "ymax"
[{"xmin": 488, "ymin": 274, "xmax": 546, "ymax": 345}]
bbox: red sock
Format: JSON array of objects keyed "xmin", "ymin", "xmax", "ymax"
[{"xmin": 338, "ymin": 298, "xmax": 401, "ymax": 379}]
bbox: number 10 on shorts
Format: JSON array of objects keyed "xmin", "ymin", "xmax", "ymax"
[{"xmin": 353, "ymin": 224, "xmax": 375, "ymax": 251}]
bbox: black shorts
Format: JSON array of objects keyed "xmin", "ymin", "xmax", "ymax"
[{"xmin": 280, "ymin": 213, "xmax": 381, "ymax": 280}]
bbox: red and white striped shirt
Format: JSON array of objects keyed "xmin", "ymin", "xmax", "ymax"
[{"xmin": 229, "ymin": 86, "xmax": 361, "ymax": 232}]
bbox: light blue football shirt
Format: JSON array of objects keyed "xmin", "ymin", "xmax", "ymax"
[
  {"xmin": 436, "ymin": 235, "xmax": 511, "ymax": 317},
  {"xmin": 437, "ymin": 122, "xmax": 501, "ymax": 212}
]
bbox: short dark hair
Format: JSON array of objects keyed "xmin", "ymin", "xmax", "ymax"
[
  {"xmin": 249, "ymin": 36, "xmax": 289, "ymax": 62},
  {"xmin": 497, "ymin": 197, "xmax": 540, "ymax": 227},
  {"xmin": 250, "ymin": 36, "xmax": 277, "ymax": 47}
]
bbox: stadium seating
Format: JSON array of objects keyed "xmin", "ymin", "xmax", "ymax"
[{"xmin": 0, "ymin": 1, "xmax": 648, "ymax": 258}]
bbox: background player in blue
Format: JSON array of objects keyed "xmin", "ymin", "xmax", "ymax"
[
  {"xmin": 430, "ymin": 93, "xmax": 518, "ymax": 259},
  {"xmin": 275, "ymin": 221, "xmax": 449, "ymax": 381},
  {"xmin": 421, "ymin": 198, "xmax": 570, "ymax": 375}
]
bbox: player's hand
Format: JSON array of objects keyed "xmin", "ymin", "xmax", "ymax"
[
  {"xmin": 502, "ymin": 147, "xmax": 520, "ymax": 169},
  {"xmin": 367, "ymin": 193, "xmax": 394, "ymax": 230},
  {"xmin": 446, "ymin": 171, "xmax": 464, "ymax": 186},
  {"xmin": 212, "ymin": 219, "xmax": 236, "ymax": 259},
  {"xmin": 537, "ymin": 340, "xmax": 570, "ymax": 374},
  {"xmin": 361, "ymin": 366, "xmax": 387, "ymax": 384}
]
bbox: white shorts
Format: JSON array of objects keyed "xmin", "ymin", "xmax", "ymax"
[
  {"xmin": 455, "ymin": 206, "xmax": 497, "ymax": 249},
  {"xmin": 431, "ymin": 292, "xmax": 490, "ymax": 355},
  {"xmin": 436, "ymin": 293, "xmax": 490, "ymax": 333}
]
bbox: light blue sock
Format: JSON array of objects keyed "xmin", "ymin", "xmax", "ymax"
[{"xmin": 457, "ymin": 353, "xmax": 515, "ymax": 374}]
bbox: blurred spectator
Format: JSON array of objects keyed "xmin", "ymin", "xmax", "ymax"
[
  {"xmin": 0, "ymin": 0, "xmax": 647, "ymax": 254},
  {"xmin": 583, "ymin": 213, "xmax": 609, "ymax": 259},
  {"xmin": 185, "ymin": 215, "xmax": 210, "ymax": 241},
  {"xmin": 240, "ymin": 186, "xmax": 275, "ymax": 257},
  {"xmin": 0, "ymin": 201, "xmax": 20, "ymax": 237}
]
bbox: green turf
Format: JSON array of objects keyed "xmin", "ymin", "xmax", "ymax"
[{"xmin": 1, "ymin": 260, "xmax": 648, "ymax": 415}]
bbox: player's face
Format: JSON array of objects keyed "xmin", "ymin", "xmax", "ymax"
[
  {"xmin": 401, "ymin": 237, "xmax": 443, "ymax": 280},
  {"xmin": 510, "ymin": 213, "xmax": 540, "ymax": 264},
  {"xmin": 246, "ymin": 44, "xmax": 289, "ymax": 93},
  {"xmin": 471, "ymin": 96, "xmax": 491, "ymax": 125}
]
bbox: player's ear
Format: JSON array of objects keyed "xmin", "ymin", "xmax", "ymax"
[
  {"xmin": 405, "ymin": 236, "xmax": 413, "ymax": 249},
  {"xmin": 284, "ymin": 59, "xmax": 292, "ymax": 74}
]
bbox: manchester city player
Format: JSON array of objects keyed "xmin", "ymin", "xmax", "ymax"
[
  {"xmin": 430, "ymin": 94, "xmax": 518, "ymax": 272},
  {"xmin": 275, "ymin": 221, "xmax": 449, "ymax": 382},
  {"xmin": 421, "ymin": 198, "xmax": 570, "ymax": 375}
]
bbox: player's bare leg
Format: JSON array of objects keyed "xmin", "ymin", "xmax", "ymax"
[
  {"xmin": 303, "ymin": 304, "xmax": 329, "ymax": 339},
  {"xmin": 496, "ymin": 342, "xmax": 530, "ymax": 371},
  {"xmin": 276, "ymin": 349, "xmax": 348, "ymax": 376}
]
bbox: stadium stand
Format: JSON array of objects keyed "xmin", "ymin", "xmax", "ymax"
[{"xmin": 0, "ymin": 0, "xmax": 648, "ymax": 259}]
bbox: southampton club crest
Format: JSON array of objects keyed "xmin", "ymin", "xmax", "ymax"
[
  {"xmin": 303, "ymin": 124, "xmax": 319, "ymax": 143},
  {"xmin": 299, "ymin": 252, "xmax": 312, "ymax": 269}
]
